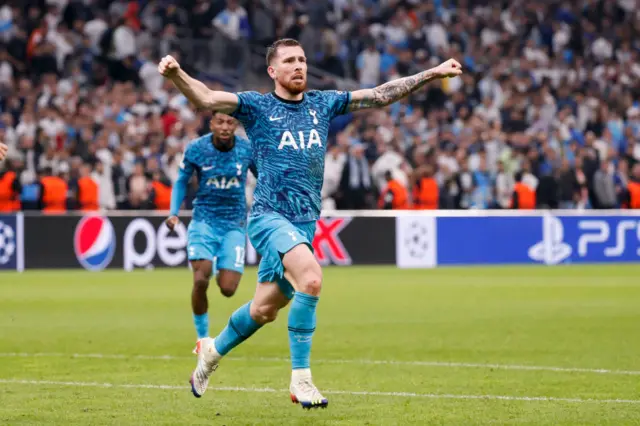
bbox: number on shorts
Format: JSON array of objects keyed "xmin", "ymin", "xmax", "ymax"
[{"xmin": 234, "ymin": 245, "xmax": 245, "ymax": 266}]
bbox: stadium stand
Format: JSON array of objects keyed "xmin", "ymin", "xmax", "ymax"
[{"xmin": 0, "ymin": 0, "xmax": 639, "ymax": 212}]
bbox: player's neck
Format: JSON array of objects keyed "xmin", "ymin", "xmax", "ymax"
[
  {"xmin": 212, "ymin": 136, "xmax": 235, "ymax": 152},
  {"xmin": 274, "ymin": 86, "xmax": 304, "ymax": 103}
]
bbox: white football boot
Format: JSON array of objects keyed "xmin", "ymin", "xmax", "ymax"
[
  {"xmin": 189, "ymin": 337, "xmax": 222, "ymax": 398},
  {"xmin": 289, "ymin": 368, "xmax": 328, "ymax": 409}
]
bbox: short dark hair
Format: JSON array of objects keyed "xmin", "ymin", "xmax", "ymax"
[
  {"xmin": 211, "ymin": 110, "xmax": 233, "ymax": 120},
  {"xmin": 266, "ymin": 39, "xmax": 301, "ymax": 66}
]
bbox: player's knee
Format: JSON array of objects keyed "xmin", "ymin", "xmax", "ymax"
[
  {"xmin": 298, "ymin": 269, "xmax": 323, "ymax": 296},
  {"xmin": 250, "ymin": 302, "xmax": 279, "ymax": 324},
  {"xmin": 217, "ymin": 271, "xmax": 241, "ymax": 297},
  {"xmin": 193, "ymin": 272, "xmax": 210, "ymax": 292},
  {"xmin": 218, "ymin": 281, "xmax": 239, "ymax": 298},
  {"xmin": 283, "ymin": 245, "xmax": 323, "ymax": 295}
]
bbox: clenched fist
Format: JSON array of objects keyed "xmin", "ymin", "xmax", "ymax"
[
  {"xmin": 165, "ymin": 215, "xmax": 180, "ymax": 231},
  {"xmin": 158, "ymin": 55, "xmax": 181, "ymax": 78},
  {"xmin": 0, "ymin": 142, "xmax": 7, "ymax": 161},
  {"xmin": 434, "ymin": 58, "xmax": 463, "ymax": 78}
]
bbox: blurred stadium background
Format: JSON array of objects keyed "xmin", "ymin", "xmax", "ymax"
[{"xmin": 1, "ymin": 0, "xmax": 640, "ymax": 424}]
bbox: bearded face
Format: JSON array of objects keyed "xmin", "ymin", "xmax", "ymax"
[{"xmin": 268, "ymin": 45, "xmax": 308, "ymax": 95}]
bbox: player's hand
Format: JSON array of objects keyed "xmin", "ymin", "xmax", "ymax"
[
  {"xmin": 165, "ymin": 215, "xmax": 180, "ymax": 231},
  {"xmin": 158, "ymin": 55, "xmax": 180, "ymax": 78},
  {"xmin": 0, "ymin": 142, "xmax": 7, "ymax": 161},
  {"xmin": 433, "ymin": 58, "xmax": 463, "ymax": 78}
]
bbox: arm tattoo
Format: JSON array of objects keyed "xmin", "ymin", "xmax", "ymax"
[{"xmin": 349, "ymin": 70, "xmax": 437, "ymax": 111}]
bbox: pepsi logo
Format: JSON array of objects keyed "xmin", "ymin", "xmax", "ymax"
[{"xmin": 74, "ymin": 215, "xmax": 116, "ymax": 271}]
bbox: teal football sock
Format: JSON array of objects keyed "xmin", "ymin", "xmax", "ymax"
[
  {"xmin": 193, "ymin": 313, "xmax": 209, "ymax": 340},
  {"xmin": 288, "ymin": 292, "xmax": 319, "ymax": 370},
  {"xmin": 213, "ymin": 301, "xmax": 262, "ymax": 355}
]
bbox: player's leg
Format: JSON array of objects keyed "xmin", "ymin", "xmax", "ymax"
[
  {"xmin": 280, "ymin": 226, "xmax": 329, "ymax": 409},
  {"xmin": 214, "ymin": 228, "xmax": 246, "ymax": 297},
  {"xmin": 189, "ymin": 225, "xmax": 292, "ymax": 398},
  {"xmin": 186, "ymin": 220, "xmax": 218, "ymax": 341},
  {"xmin": 249, "ymin": 213, "xmax": 327, "ymax": 408},
  {"xmin": 212, "ymin": 279, "xmax": 290, "ymax": 356},
  {"xmin": 201, "ymin": 254, "xmax": 293, "ymax": 362},
  {"xmin": 191, "ymin": 259, "xmax": 214, "ymax": 340},
  {"xmin": 190, "ymin": 275, "xmax": 290, "ymax": 398},
  {"xmin": 216, "ymin": 270, "xmax": 241, "ymax": 297},
  {"xmin": 282, "ymin": 243, "xmax": 323, "ymax": 371}
]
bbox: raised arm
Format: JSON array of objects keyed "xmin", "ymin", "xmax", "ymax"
[
  {"xmin": 158, "ymin": 55, "xmax": 238, "ymax": 114},
  {"xmin": 347, "ymin": 58, "xmax": 462, "ymax": 112}
]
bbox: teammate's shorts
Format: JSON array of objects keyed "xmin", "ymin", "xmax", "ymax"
[
  {"xmin": 187, "ymin": 219, "xmax": 246, "ymax": 274},
  {"xmin": 248, "ymin": 212, "xmax": 316, "ymax": 299}
]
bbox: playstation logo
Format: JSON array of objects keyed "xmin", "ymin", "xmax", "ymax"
[{"xmin": 528, "ymin": 215, "xmax": 572, "ymax": 265}]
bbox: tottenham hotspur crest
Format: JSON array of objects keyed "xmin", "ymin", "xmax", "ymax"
[{"xmin": 309, "ymin": 109, "xmax": 318, "ymax": 125}]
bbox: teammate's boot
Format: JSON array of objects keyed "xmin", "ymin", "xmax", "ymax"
[
  {"xmin": 189, "ymin": 337, "xmax": 221, "ymax": 398},
  {"xmin": 289, "ymin": 369, "xmax": 328, "ymax": 409}
]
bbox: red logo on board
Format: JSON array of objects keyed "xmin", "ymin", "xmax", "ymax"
[{"xmin": 312, "ymin": 218, "xmax": 352, "ymax": 266}]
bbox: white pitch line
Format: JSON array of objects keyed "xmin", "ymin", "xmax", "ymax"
[
  {"xmin": 0, "ymin": 379, "xmax": 638, "ymax": 405},
  {"xmin": 1, "ymin": 352, "xmax": 639, "ymax": 377}
]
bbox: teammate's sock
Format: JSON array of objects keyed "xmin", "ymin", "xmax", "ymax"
[
  {"xmin": 193, "ymin": 313, "xmax": 209, "ymax": 340},
  {"xmin": 288, "ymin": 292, "xmax": 319, "ymax": 370},
  {"xmin": 213, "ymin": 301, "xmax": 262, "ymax": 356}
]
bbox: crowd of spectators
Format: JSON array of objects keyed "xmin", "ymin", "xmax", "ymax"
[{"xmin": 1, "ymin": 0, "xmax": 640, "ymax": 213}]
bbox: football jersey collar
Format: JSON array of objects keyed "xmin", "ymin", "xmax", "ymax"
[{"xmin": 272, "ymin": 91, "xmax": 305, "ymax": 105}]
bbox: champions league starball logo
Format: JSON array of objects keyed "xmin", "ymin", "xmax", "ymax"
[
  {"xmin": 396, "ymin": 216, "xmax": 436, "ymax": 268},
  {"xmin": 0, "ymin": 220, "xmax": 16, "ymax": 265},
  {"xmin": 404, "ymin": 220, "xmax": 430, "ymax": 259}
]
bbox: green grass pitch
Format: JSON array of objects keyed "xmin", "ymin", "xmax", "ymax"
[{"xmin": 1, "ymin": 265, "xmax": 639, "ymax": 425}]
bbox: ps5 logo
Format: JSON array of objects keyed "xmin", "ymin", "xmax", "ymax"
[
  {"xmin": 529, "ymin": 216, "xmax": 640, "ymax": 264},
  {"xmin": 528, "ymin": 215, "xmax": 571, "ymax": 265},
  {"xmin": 577, "ymin": 219, "xmax": 640, "ymax": 257}
]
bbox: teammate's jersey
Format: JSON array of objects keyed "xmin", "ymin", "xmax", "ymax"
[
  {"xmin": 232, "ymin": 90, "xmax": 351, "ymax": 223},
  {"xmin": 176, "ymin": 133, "xmax": 256, "ymax": 228}
]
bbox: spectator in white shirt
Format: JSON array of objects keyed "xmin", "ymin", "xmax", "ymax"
[
  {"xmin": 356, "ymin": 41, "xmax": 380, "ymax": 88},
  {"xmin": 213, "ymin": 0, "xmax": 249, "ymax": 41}
]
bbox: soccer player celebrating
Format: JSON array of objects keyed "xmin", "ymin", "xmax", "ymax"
[
  {"xmin": 158, "ymin": 38, "xmax": 462, "ymax": 409},
  {"xmin": 166, "ymin": 113, "xmax": 256, "ymax": 350}
]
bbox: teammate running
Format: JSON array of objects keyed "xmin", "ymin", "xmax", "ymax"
[
  {"xmin": 158, "ymin": 38, "xmax": 462, "ymax": 409},
  {"xmin": 166, "ymin": 113, "xmax": 255, "ymax": 349}
]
